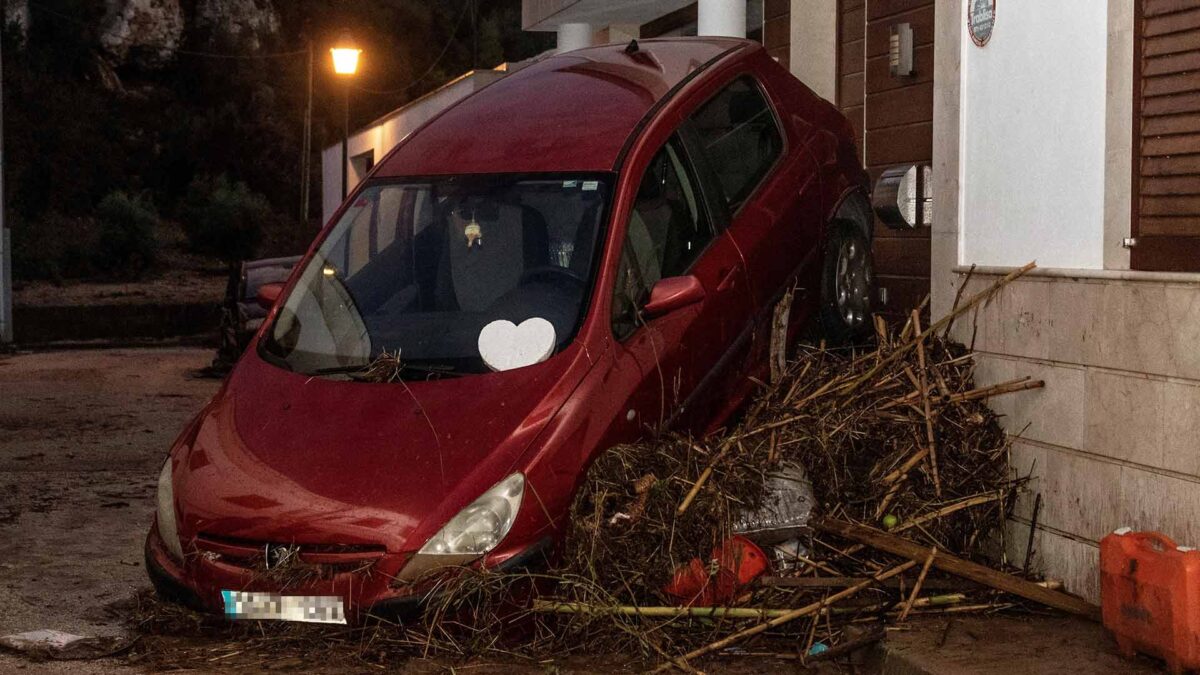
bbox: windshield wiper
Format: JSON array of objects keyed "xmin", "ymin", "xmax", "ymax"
[{"xmin": 310, "ymin": 362, "xmax": 464, "ymax": 380}]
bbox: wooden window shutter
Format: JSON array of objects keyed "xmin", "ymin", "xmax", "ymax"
[{"xmin": 1133, "ymin": 0, "xmax": 1200, "ymax": 272}]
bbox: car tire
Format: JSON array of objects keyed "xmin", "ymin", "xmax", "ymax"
[{"xmin": 819, "ymin": 220, "xmax": 875, "ymax": 345}]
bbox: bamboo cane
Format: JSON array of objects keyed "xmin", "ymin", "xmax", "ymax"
[{"xmin": 899, "ymin": 547, "xmax": 938, "ymax": 621}]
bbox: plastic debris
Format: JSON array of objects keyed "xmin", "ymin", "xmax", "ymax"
[{"xmin": 0, "ymin": 629, "xmax": 131, "ymax": 661}]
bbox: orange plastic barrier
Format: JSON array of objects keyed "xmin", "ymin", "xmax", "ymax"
[{"xmin": 1100, "ymin": 528, "xmax": 1200, "ymax": 674}]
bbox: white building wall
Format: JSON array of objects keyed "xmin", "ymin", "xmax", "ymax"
[
  {"xmin": 321, "ymin": 70, "xmax": 506, "ymax": 225},
  {"xmin": 958, "ymin": 0, "xmax": 1109, "ymax": 270}
]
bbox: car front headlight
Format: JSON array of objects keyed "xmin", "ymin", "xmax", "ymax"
[
  {"xmin": 156, "ymin": 460, "xmax": 185, "ymax": 561},
  {"xmin": 419, "ymin": 473, "xmax": 524, "ymax": 556}
]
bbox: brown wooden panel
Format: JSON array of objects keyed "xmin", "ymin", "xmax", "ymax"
[
  {"xmin": 840, "ymin": 38, "xmax": 865, "ymax": 72},
  {"xmin": 1143, "ymin": 27, "xmax": 1200, "ymax": 57},
  {"xmin": 1143, "ymin": 111, "xmax": 1200, "ymax": 136},
  {"xmin": 1143, "ymin": 49, "xmax": 1200, "ymax": 77},
  {"xmin": 1143, "ymin": 70, "xmax": 1200, "ymax": 97},
  {"xmin": 1142, "ymin": 90, "xmax": 1200, "ymax": 116},
  {"xmin": 1144, "ymin": 7, "xmax": 1200, "ymax": 37},
  {"xmin": 1141, "ymin": 194, "xmax": 1200, "ymax": 215},
  {"xmin": 875, "ymin": 275, "xmax": 931, "ymax": 318},
  {"xmin": 866, "ymin": 6, "xmax": 935, "ymax": 57},
  {"xmin": 1146, "ymin": 0, "xmax": 1200, "ymax": 17},
  {"xmin": 1142, "ymin": 132, "xmax": 1200, "ymax": 156},
  {"xmin": 1142, "ymin": 152, "xmax": 1200, "ymax": 175},
  {"xmin": 867, "ymin": 0, "xmax": 935, "ymax": 22},
  {"xmin": 872, "ymin": 235, "xmax": 931, "ymax": 276},
  {"xmin": 866, "ymin": 82, "xmax": 935, "ymax": 130},
  {"xmin": 765, "ymin": 0, "xmax": 790, "ymax": 20},
  {"xmin": 764, "ymin": 14, "xmax": 790, "ymax": 53},
  {"xmin": 1140, "ymin": 174, "xmax": 1200, "ymax": 195},
  {"xmin": 640, "ymin": 3, "xmax": 696, "ymax": 38},
  {"xmin": 866, "ymin": 122, "xmax": 933, "ymax": 167},
  {"xmin": 842, "ymin": 7, "xmax": 866, "ymax": 41},
  {"xmin": 1138, "ymin": 215, "xmax": 1200, "ymax": 235},
  {"xmin": 844, "ymin": 104, "xmax": 865, "ymax": 142},
  {"xmin": 841, "ymin": 0, "xmax": 933, "ymax": 292},
  {"xmin": 866, "ymin": 44, "xmax": 934, "ymax": 92},
  {"xmin": 1131, "ymin": 235, "xmax": 1200, "ymax": 270},
  {"xmin": 839, "ymin": 72, "xmax": 865, "ymax": 108}
]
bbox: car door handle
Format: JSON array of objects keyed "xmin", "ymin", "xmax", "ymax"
[{"xmin": 717, "ymin": 264, "xmax": 742, "ymax": 292}]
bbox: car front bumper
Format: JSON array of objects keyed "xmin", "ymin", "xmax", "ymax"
[{"xmin": 144, "ymin": 523, "xmax": 550, "ymax": 624}]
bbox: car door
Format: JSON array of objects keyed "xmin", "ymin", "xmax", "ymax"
[
  {"xmin": 688, "ymin": 74, "xmax": 823, "ymax": 316},
  {"xmin": 609, "ymin": 133, "xmax": 754, "ymax": 436}
]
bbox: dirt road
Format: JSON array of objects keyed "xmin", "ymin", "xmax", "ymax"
[{"xmin": 0, "ymin": 347, "xmax": 218, "ymax": 672}]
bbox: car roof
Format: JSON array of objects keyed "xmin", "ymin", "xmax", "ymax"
[{"xmin": 375, "ymin": 37, "xmax": 750, "ymax": 177}]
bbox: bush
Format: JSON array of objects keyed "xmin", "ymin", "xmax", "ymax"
[
  {"xmin": 182, "ymin": 175, "xmax": 270, "ymax": 262},
  {"xmin": 94, "ymin": 192, "xmax": 160, "ymax": 279},
  {"xmin": 10, "ymin": 211, "xmax": 100, "ymax": 281}
]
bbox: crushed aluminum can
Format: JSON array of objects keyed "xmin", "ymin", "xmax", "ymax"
[{"xmin": 732, "ymin": 461, "xmax": 814, "ymax": 546}]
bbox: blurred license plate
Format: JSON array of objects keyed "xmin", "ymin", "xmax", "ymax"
[{"xmin": 221, "ymin": 590, "xmax": 345, "ymax": 624}]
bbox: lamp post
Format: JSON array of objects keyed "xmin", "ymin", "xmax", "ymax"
[
  {"xmin": 330, "ymin": 34, "xmax": 361, "ymax": 200},
  {"xmin": 0, "ymin": 25, "xmax": 11, "ymax": 345}
]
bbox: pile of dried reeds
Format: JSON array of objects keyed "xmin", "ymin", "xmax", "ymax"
[{"xmin": 416, "ymin": 264, "xmax": 1080, "ymax": 664}]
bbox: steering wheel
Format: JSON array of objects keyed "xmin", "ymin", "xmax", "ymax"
[{"xmin": 519, "ymin": 265, "xmax": 587, "ymax": 287}]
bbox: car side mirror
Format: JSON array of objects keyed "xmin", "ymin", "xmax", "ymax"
[
  {"xmin": 255, "ymin": 282, "xmax": 285, "ymax": 311},
  {"xmin": 643, "ymin": 276, "xmax": 705, "ymax": 318}
]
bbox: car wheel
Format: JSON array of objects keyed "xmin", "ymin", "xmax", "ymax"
[{"xmin": 819, "ymin": 220, "xmax": 874, "ymax": 344}]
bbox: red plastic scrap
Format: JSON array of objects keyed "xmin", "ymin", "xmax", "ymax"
[{"xmin": 663, "ymin": 535, "xmax": 770, "ymax": 606}]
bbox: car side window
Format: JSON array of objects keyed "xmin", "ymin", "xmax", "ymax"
[
  {"xmin": 612, "ymin": 137, "xmax": 714, "ymax": 340},
  {"xmin": 688, "ymin": 76, "xmax": 783, "ymax": 211}
]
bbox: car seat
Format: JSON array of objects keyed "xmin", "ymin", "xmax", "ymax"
[{"xmin": 435, "ymin": 202, "xmax": 550, "ymax": 312}]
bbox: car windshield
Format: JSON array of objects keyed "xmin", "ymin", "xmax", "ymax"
[{"xmin": 262, "ymin": 174, "xmax": 611, "ymax": 376}]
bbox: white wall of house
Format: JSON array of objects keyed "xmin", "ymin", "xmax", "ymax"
[
  {"xmin": 958, "ymin": 1, "xmax": 1109, "ymax": 269},
  {"xmin": 320, "ymin": 70, "xmax": 506, "ymax": 224}
]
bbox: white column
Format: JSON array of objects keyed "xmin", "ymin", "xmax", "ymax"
[
  {"xmin": 556, "ymin": 23, "xmax": 593, "ymax": 53},
  {"xmin": 698, "ymin": 0, "xmax": 746, "ymax": 39}
]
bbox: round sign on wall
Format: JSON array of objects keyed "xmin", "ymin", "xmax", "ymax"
[{"xmin": 968, "ymin": 0, "xmax": 996, "ymax": 47}]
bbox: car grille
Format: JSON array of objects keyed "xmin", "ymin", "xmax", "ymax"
[{"xmin": 194, "ymin": 533, "xmax": 387, "ymax": 575}]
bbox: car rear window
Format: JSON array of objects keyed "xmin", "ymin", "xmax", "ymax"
[{"xmin": 688, "ymin": 76, "xmax": 783, "ymax": 211}]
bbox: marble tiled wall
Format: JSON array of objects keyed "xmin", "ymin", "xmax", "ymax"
[{"xmin": 950, "ymin": 272, "xmax": 1200, "ymax": 602}]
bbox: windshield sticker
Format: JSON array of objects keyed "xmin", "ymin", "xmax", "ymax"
[
  {"xmin": 582, "ymin": 181, "xmax": 599, "ymax": 191},
  {"xmin": 562, "ymin": 180, "xmax": 578, "ymax": 189},
  {"xmin": 478, "ymin": 318, "xmax": 556, "ymax": 372}
]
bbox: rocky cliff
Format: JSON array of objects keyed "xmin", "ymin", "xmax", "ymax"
[{"xmin": 95, "ymin": 0, "xmax": 280, "ymax": 68}]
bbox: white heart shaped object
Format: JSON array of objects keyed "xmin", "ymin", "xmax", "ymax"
[{"xmin": 478, "ymin": 318, "xmax": 557, "ymax": 372}]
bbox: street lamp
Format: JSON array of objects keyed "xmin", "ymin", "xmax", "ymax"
[{"xmin": 330, "ymin": 33, "xmax": 361, "ymax": 200}]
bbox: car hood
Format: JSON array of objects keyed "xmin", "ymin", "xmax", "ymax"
[{"xmin": 174, "ymin": 345, "xmax": 592, "ymax": 552}]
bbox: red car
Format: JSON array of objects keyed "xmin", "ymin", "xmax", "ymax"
[{"xmin": 146, "ymin": 37, "xmax": 873, "ymax": 623}]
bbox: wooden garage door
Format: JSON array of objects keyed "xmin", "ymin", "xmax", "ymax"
[
  {"xmin": 1134, "ymin": 0, "xmax": 1200, "ymax": 271},
  {"xmin": 838, "ymin": 0, "xmax": 934, "ymax": 319}
]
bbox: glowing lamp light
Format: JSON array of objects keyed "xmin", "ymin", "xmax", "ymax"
[
  {"xmin": 330, "ymin": 34, "xmax": 361, "ymax": 76},
  {"xmin": 331, "ymin": 47, "xmax": 360, "ymax": 75}
]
